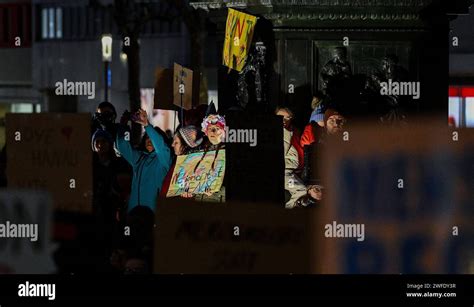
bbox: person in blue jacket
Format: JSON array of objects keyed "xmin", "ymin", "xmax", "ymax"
[{"xmin": 116, "ymin": 108, "xmax": 172, "ymax": 212}]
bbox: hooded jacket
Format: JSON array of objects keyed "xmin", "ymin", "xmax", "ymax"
[{"xmin": 116, "ymin": 125, "xmax": 171, "ymax": 212}]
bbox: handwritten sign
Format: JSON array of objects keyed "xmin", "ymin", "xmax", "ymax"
[
  {"xmin": 173, "ymin": 63, "xmax": 193, "ymax": 110},
  {"xmin": 6, "ymin": 113, "xmax": 92, "ymax": 213},
  {"xmin": 314, "ymin": 121, "xmax": 474, "ymax": 274},
  {"xmin": 166, "ymin": 150, "xmax": 225, "ymax": 197},
  {"xmin": 222, "ymin": 8, "xmax": 257, "ymax": 72},
  {"xmin": 154, "ymin": 199, "xmax": 310, "ymax": 273}
]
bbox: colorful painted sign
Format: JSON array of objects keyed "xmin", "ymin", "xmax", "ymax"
[
  {"xmin": 166, "ymin": 150, "xmax": 225, "ymax": 197},
  {"xmin": 222, "ymin": 8, "xmax": 257, "ymax": 72}
]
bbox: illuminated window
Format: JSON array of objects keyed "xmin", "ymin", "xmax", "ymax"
[
  {"xmin": 465, "ymin": 98, "xmax": 474, "ymax": 127},
  {"xmin": 41, "ymin": 7, "xmax": 63, "ymax": 39}
]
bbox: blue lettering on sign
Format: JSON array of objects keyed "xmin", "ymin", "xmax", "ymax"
[
  {"xmin": 336, "ymin": 148, "xmax": 472, "ymax": 273},
  {"xmin": 338, "ymin": 153, "xmax": 408, "ymax": 220},
  {"xmin": 401, "ymin": 235, "xmax": 431, "ymax": 274}
]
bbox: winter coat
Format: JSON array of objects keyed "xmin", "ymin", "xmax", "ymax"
[{"xmin": 116, "ymin": 125, "xmax": 172, "ymax": 212}]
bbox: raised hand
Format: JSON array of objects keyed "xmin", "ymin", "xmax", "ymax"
[{"xmin": 132, "ymin": 109, "xmax": 149, "ymax": 126}]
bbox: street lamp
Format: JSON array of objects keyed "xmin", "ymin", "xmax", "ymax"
[{"xmin": 101, "ymin": 34, "xmax": 112, "ymax": 102}]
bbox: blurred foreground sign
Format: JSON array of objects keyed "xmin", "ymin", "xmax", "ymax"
[
  {"xmin": 6, "ymin": 113, "xmax": 92, "ymax": 213},
  {"xmin": 154, "ymin": 199, "xmax": 310, "ymax": 273},
  {"xmin": 315, "ymin": 121, "xmax": 474, "ymax": 273},
  {"xmin": 0, "ymin": 190, "xmax": 55, "ymax": 274}
]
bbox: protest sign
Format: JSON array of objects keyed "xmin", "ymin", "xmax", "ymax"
[
  {"xmin": 0, "ymin": 190, "xmax": 55, "ymax": 274},
  {"xmin": 154, "ymin": 199, "xmax": 311, "ymax": 274},
  {"xmin": 154, "ymin": 67, "xmax": 175, "ymax": 110},
  {"xmin": 173, "ymin": 63, "xmax": 194, "ymax": 110},
  {"xmin": 6, "ymin": 113, "xmax": 92, "ymax": 213},
  {"xmin": 166, "ymin": 150, "xmax": 225, "ymax": 197},
  {"xmin": 313, "ymin": 121, "xmax": 474, "ymax": 274},
  {"xmin": 222, "ymin": 8, "xmax": 257, "ymax": 72}
]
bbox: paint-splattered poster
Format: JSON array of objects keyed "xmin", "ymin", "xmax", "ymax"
[
  {"xmin": 166, "ymin": 150, "xmax": 225, "ymax": 197},
  {"xmin": 222, "ymin": 8, "xmax": 257, "ymax": 72}
]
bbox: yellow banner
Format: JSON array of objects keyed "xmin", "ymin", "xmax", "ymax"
[{"xmin": 222, "ymin": 8, "xmax": 257, "ymax": 72}]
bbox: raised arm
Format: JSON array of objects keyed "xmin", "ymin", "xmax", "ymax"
[
  {"xmin": 134, "ymin": 109, "xmax": 171, "ymax": 162},
  {"xmin": 115, "ymin": 111, "xmax": 140, "ymax": 166}
]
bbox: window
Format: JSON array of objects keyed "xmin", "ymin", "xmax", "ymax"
[
  {"xmin": 11, "ymin": 103, "xmax": 33, "ymax": 113},
  {"xmin": 41, "ymin": 8, "xmax": 48, "ymax": 38},
  {"xmin": 40, "ymin": 7, "xmax": 63, "ymax": 40},
  {"xmin": 448, "ymin": 97, "xmax": 460, "ymax": 127},
  {"xmin": 448, "ymin": 86, "xmax": 474, "ymax": 128},
  {"xmin": 465, "ymin": 98, "xmax": 474, "ymax": 127},
  {"xmin": 56, "ymin": 8, "xmax": 62, "ymax": 38},
  {"xmin": 0, "ymin": 3, "xmax": 32, "ymax": 47}
]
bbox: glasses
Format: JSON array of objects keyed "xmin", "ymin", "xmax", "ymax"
[{"xmin": 327, "ymin": 118, "xmax": 346, "ymax": 126}]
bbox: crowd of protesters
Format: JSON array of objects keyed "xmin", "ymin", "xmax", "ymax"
[
  {"xmin": 88, "ymin": 101, "xmax": 229, "ymax": 274},
  {"xmin": 49, "ymin": 92, "xmax": 348, "ymax": 274},
  {"xmin": 276, "ymin": 93, "xmax": 348, "ymax": 209}
]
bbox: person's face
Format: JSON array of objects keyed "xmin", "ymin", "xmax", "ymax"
[
  {"xmin": 172, "ymin": 134, "xmax": 184, "ymax": 155},
  {"xmin": 96, "ymin": 106, "xmax": 115, "ymax": 124},
  {"xmin": 145, "ymin": 136, "xmax": 154, "ymax": 152},
  {"xmin": 326, "ymin": 114, "xmax": 346, "ymax": 135},
  {"xmin": 94, "ymin": 137, "xmax": 110, "ymax": 154},
  {"xmin": 276, "ymin": 109, "xmax": 292, "ymax": 129},
  {"xmin": 207, "ymin": 125, "xmax": 224, "ymax": 145},
  {"xmin": 308, "ymin": 186, "xmax": 323, "ymax": 201}
]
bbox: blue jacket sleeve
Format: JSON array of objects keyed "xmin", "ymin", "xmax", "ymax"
[
  {"xmin": 144, "ymin": 125, "xmax": 171, "ymax": 165},
  {"xmin": 116, "ymin": 125, "xmax": 140, "ymax": 166}
]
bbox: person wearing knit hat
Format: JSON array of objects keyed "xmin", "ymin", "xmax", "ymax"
[
  {"xmin": 323, "ymin": 108, "xmax": 346, "ymax": 135},
  {"xmin": 171, "ymin": 125, "xmax": 203, "ymax": 156},
  {"xmin": 301, "ymin": 94, "xmax": 326, "ymax": 148},
  {"xmin": 160, "ymin": 125, "xmax": 203, "ymax": 198}
]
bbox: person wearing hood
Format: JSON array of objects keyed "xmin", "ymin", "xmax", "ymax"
[
  {"xmin": 92, "ymin": 102, "xmax": 119, "ymax": 139},
  {"xmin": 116, "ymin": 109, "xmax": 172, "ymax": 212}
]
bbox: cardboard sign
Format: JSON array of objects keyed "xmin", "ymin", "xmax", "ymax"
[
  {"xmin": 0, "ymin": 190, "xmax": 55, "ymax": 274},
  {"xmin": 166, "ymin": 150, "xmax": 225, "ymax": 197},
  {"xmin": 173, "ymin": 63, "xmax": 193, "ymax": 110},
  {"xmin": 6, "ymin": 113, "xmax": 92, "ymax": 213},
  {"xmin": 154, "ymin": 199, "xmax": 311, "ymax": 273},
  {"xmin": 314, "ymin": 121, "xmax": 474, "ymax": 274},
  {"xmin": 223, "ymin": 8, "xmax": 257, "ymax": 72},
  {"xmin": 154, "ymin": 67, "xmax": 175, "ymax": 110}
]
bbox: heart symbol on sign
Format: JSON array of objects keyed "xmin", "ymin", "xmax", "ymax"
[{"xmin": 61, "ymin": 126, "xmax": 73, "ymax": 141}]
